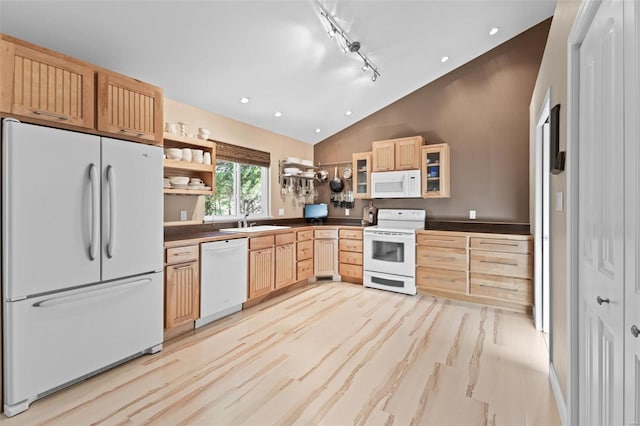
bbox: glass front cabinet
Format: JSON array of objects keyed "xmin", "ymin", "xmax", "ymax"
[
  {"xmin": 352, "ymin": 151, "xmax": 372, "ymax": 199},
  {"xmin": 421, "ymin": 143, "xmax": 450, "ymax": 198}
]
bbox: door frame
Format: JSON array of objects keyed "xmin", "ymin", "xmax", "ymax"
[
  {"xmin": 567, "ymin": 0, "xmax": 606, "ymax": 424},
  {"xmin": 534, "ymin": 88, "xmax": 552, "ymax": 334}
]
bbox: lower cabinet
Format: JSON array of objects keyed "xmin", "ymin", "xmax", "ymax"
[
  {"xmin": 314, "ymin": 235, "xmax": 338, "ymax": 277},
  {"xmin": 275, "ymin": 243, "xmax": 296, "ymax": 289},
  {"xmin": 249, "ymin": 247, "xmax": 274, "ymax": 299},
  {"xmin": 416, "ymin": 231, "xmax": 533, "ymax": 312},
  {"xmin": 297, "ymin": 229, "xmax": 314, "ymax": 281},
  {"xmin": 338, "ymin": 228, "xmax": 363, "ymax": 284},
  {"xmin": 165, "ymin": 246, "xmax": 200, "ymax": 330}
]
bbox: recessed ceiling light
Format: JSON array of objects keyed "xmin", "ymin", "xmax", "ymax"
[
  {"xmin": 440, "ymin": 56, "xmax": 449, "ymax": 63},
  {"xmin": 345, "ymin": 110, "xmax": 352, "ymax": 116},
  {"xmin": 315, "ymin": 128, "xmax": 321, "ymax": 134},
  {"xmin": 240, "ymin": 97, "xmax": 250, "ymax": 104},
  {"xmin": 489, "ymin": 27, "xmax": 500, "ymax": 36},
  {"xmin": 274, "ymin": 111, "xmax": 282, "ymax": 118}
]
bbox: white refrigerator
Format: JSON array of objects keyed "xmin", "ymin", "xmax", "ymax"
[{"xmin": 2, "ymin": 119, "xmax": 164, "ymax": 417}]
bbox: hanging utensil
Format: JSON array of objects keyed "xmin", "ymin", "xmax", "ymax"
[
  {"xmin": 342, "ymin": 164, "xmax": 352, "ymax": 179},
  {"xmin": 330, "ymin": 165, "xmax": 344, "ymax": 193},
  {"xmin": 316, "ymin": 166, "xmax": 329, "ymax": 183}
]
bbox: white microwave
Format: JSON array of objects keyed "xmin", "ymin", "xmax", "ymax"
[{"xmin": 371, "ymin": 170, "xmax": 421, "ymax": 198}]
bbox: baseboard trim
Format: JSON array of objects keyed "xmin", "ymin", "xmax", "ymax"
[{"xmin": 549, "ymin": 363, "xmax": 568, "ymax": 426}]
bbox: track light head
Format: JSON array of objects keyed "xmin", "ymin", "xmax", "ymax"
[
  {"xmin": 371, "ymin": 72, "xmax": 377, "ymax": 82},
  {"xmin": 361, "ymin": 62, "xmax": 369, "ymax": 72}
]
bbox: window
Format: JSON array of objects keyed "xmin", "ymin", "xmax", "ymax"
[{"xmin": 205, "ymin": 160, "xmax": 269, "ymax": 220}]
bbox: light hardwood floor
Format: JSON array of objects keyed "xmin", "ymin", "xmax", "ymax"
[{"xmin": 0, "ymin": 283, "xmax": 560, "ymax": 425}]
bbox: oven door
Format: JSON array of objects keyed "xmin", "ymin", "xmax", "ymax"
[{"xmin": 363, "ymin": 230, "xmax": 415, "ymax": 277}]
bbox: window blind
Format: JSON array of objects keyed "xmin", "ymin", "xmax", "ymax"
[{"xmin": 215, "ymin": 141, "xmax": 270, "ymax": 168}]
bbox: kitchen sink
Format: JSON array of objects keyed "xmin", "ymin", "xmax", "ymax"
[{"xmin": 219, "ymin": 225, "xmax": 291, "ymax": 233}]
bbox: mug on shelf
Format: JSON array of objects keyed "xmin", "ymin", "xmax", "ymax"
[
  {"xmin": 165, "ymin": 122, "xmax": 177, "ymax": 135},
  {"xmin": 181, "ymin": 148, "xmax": 192, "ymax": 162},
  {"xmin": 203, "ymin": 152, "xmax": 212, "ymax": 165}
]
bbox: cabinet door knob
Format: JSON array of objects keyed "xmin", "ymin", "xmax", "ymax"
[
  {"xmin": 632, "ymin": 325, "xmax": 640, "ymax": 338},
  {"xmin": 596, "ymin": 296, "xmax": 610, "ymax": 305}
]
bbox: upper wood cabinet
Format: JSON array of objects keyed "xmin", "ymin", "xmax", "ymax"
[
  {"xmin": 372, "ymin": 136, "xmax": 424, "ymax": 171},
  {"xmin": 421, "ymin": 143, "xmax": 450, "ymax": 198},
  {"xmin": 96, "ymin": 71, "xmax": 163, "ymax": 144},
  {"xmin": 371, "ymin": 140, "xmax": 395, "ymax": 171},
  {"xmin": 352, "ymin": 152, "xmax": 372, "ymax": 199},
  {"xmin": 0, "ymin": 37, "xmax": 95, "ymax": 128}
]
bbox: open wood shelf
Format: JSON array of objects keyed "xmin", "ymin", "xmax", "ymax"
[
  {"xmin": 164, "ymin": 159, "xmax": 214, "ymax": 172},
  {"xmin": 163, "ymin": 132, "xmax": 214, "ymax": 149},
  {"xmin": 163, "ymin": 188, "xmax": 214, "ymax": 195}
]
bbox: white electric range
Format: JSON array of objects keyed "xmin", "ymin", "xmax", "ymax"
[{"xmin": 363, "ymin": 209, "xmax": 426, "ymax": 295}]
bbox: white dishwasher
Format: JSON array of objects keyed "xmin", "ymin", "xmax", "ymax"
[{"xmin": 196, "ymin": 238, "xmax": 248, "ymax": 328}]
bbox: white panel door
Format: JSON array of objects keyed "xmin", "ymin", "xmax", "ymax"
[
  {"xmin": 578, "ymin": 0, "xmax": 624, "ymax": 424},
  {"xmin": 2, "ymin": 120, "xmax": 101, "ymax": 299},
  {"xmin": 624, "ymin": 0, "xmax": 640, "ymax": 423},
  {"xmin": 101, "ymin": 138, "xmax": 163, "ymax": 281}
]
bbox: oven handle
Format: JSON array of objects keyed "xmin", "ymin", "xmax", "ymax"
[{"xmin": 364, "ymin": 232, "xmax": 415, "ymax": 242}]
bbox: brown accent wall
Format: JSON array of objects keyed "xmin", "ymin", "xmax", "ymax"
[{"xmin": 314, "ymin": 19, "xmax": 551, "ymax": 223}]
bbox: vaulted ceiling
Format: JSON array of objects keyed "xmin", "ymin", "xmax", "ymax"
[{"xmin": 0, "ymin": 0, "xmax": 556, "ymax": 144}]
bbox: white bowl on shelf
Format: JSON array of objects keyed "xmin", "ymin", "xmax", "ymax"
[
  {"xmin": 283, "ymin": 167, "xmax": 300, "ymax": 175},
  {"xmin": 165, "ymin": 148, "xmax": 182, "ymax": 160},
  {"xmin": 170, "ymin": 176, "xmax": 190, "ymax": 186},
  {"xmin": 285, "ymin": 157, "xmax": 300, "ymax": 164},
  {"xmin": 300, "ymin": 159, "xmax": 313, "ymax": 167}
]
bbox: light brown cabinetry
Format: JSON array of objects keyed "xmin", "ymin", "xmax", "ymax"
[
  {"xmin": 314, "ymin": 228, "xmax": 339, "ymax": 278},
  {"xmin": 421, "ymin": 143, "xmax": 450, "ymax": 198},
  {"xmin": 416, "ymin": 232, "xmax": 467, "ymax": 295},
  {"xmin": 469, "ymin": 235, "xmax": 533, "ymax": 306},
  {"xmin": 338, "ymin": 228, "xmax": 363, "ymax": 284},
  {"xmin": 249, "ymin": 247, "xmax": 274, "ymax": 299},
  {"xmin": 0, "ymin": 36, "xmax": 95, "ymax": 128},
  {"xmin": 274, "ymin": 233, "xmax": 296, "ymax": 289},
  {"xmin": 416, "ymin": 231, "xmax": 533, "ymax": 312},
  {"xmin": 164, "ymin": 245, "xmax": 200, "ymax": 330},
  {"xmin": 352, "ymin": 152, "xmax": 372, "ymax": 199},
  {"xmin": 297, "ymin": 229, "xmax": 314, "ymax": 281},
  {"xmin": 372, "ymin": 136, "xmax": 424, "ymax": 172},
  {"xmin": 96, "ymin": 71, "xmax": 163, "ymax": 144}
]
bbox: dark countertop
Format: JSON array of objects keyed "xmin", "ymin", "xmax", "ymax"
[{"xmin": 164, "ymin": 218, "xmax": 530, "ymax": 247}]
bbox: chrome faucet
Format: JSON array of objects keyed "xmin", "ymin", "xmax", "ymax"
[{"xmin": 238, "ymin": 212, "xmax": 250, "ymax": 228}]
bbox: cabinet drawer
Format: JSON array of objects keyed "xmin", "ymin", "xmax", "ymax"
[
  {"xmin": 339, "ymin": 263, "xmax": 363, "ymax": 280},
  {"xmin": 315, "ymin": 228, "xmax": 338, "ymax": 239},
  {"xmin": 416, "ymin": 267, "xmax": 466, "ymax": 294},
  {"xmin": 416, "ymin": 246, "xmax": 466, "ymax": 271},
  {"xmin": 297, "ymin": 259, "xmax": 313, "ymax": 281},
  {"xmin": 250, "ymin": 235, "xmax": 275, "ymax": 250},
  {"xmin": 470, "ymin": 237, "xmax": 532, "ymax": 254},
  {"xmin": 470, "ymin": 251, "xmax": 533, "ymax": 279},
  {"xmin": 297, "ymin": 240, "xmax": 313, "ymax": 260},
  {"xmin": 339, "ymin": 251, "xmax": 362, "ymax": 265},
  {"xmin": 297, "ymin": 229, "xmax": 313, "ymax": 241},
  {"xmin": 275, "ymin": 232, "xmax": 296, "ymax": 245},
  {"xmin": 339, "ymin": 229, "xmax": 362, "ymax": 240},
  {"xmin": 417, "ymin": 233, "xmax": 466, "ymax": 249},
  {"xmin": 166, "ymin": 245, "xmax": 198, "ymax": 264},
  {"xmin": 470, "ymin": 273, "xmax": 533, "ymax": 305},
  {"xmin": 339, "ymin": 239, "xmax": 363, "ymax": 253}
]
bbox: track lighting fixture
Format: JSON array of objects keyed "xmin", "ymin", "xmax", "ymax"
[{"xmin": 318, "ymin": 5, "xmax": 381, "ymax": 82}]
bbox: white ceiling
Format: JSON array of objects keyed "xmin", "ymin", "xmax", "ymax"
[{"xmin": 0, "ymin": 0, "xmax": 555, "ymax": 144}]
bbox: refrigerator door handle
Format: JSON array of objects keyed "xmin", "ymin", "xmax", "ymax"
[
  {"xmin": 32, "ymin": 278, "xmax": 152, "ymax": 308},
  {"xmin": 106, "ymin": 165, "xmax": 116, "ymax": 259},
  {"xmin": 88, "ymin": 163, "xmax": 99, "ymax": 261}
]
